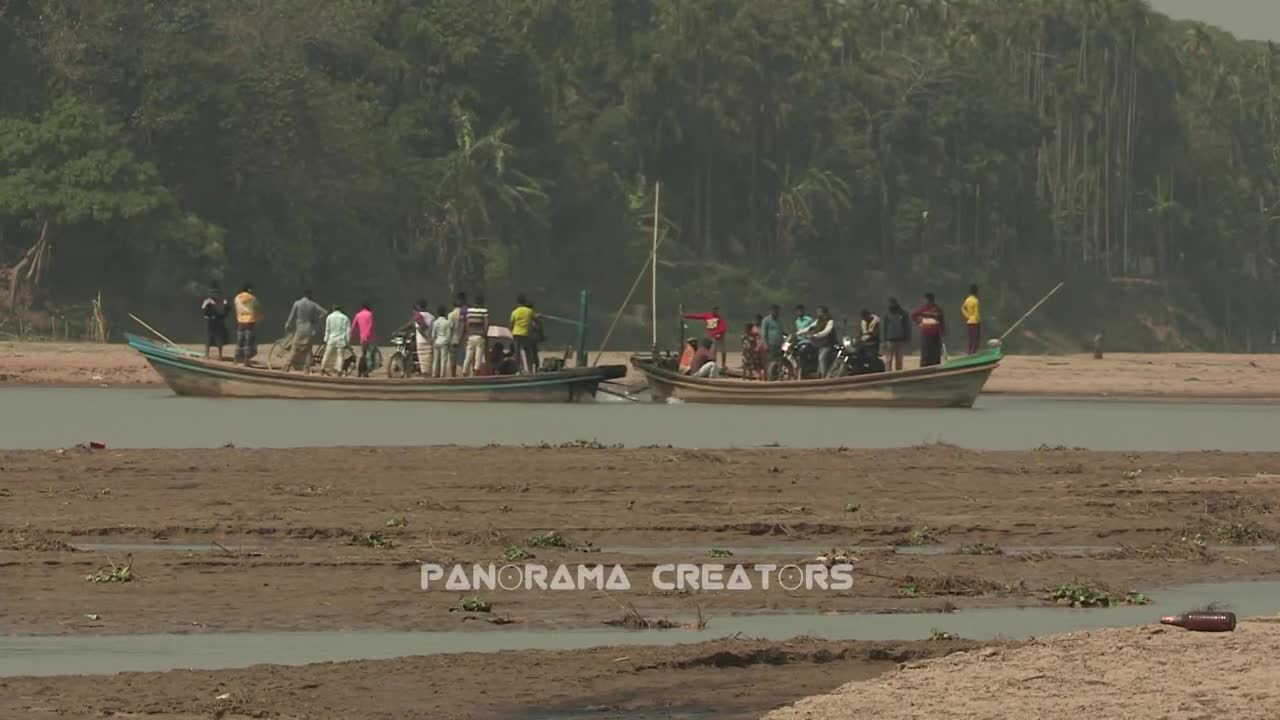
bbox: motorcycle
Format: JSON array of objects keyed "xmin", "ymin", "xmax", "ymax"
[
  {"xmin": 775, "ymin": 333, "xmax": 820, "ymax": 380},
  {"xmin": 386, "ymin": 325, "xmax": 420, "ymax": 378},
  {"xmin": 826, "ymin": 336, "xmax": 886, "ymax": 378}
]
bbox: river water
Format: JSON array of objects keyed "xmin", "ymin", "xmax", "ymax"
[
  {"xmin": 1, "ymin": 580, "xmax": 1276, "ymax": 677},
  {"xmin": 0, "ymin": 387, "xmax": 1276, "ymax": 450}
]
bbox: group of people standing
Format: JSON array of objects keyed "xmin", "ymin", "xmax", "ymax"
[
  {"xmin": 397, "ymin": 292, "xmax": 543, "ymax": 378},
  {"xmin": 200, "ymin": 284, "xmax": 544, "ymax": 378},
  {"xmin": 201, "ymin": 282, "xmax": 265, "ymax": 365},
  {"xmin": 887, "ymin": 284, "xmax": 983, "ymax": 369},
  {"xmin": 680, "ymin": 285, "xmax": 984, "ymax": 379}
]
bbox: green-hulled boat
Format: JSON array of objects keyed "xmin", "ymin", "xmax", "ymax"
[
  {"xmin": 127, "ymin": 334, "xmax": 626, "ymax": 403},
  {"xmin": 629, "ymin": 344, "xmax": 1003, "ymax": 408}
]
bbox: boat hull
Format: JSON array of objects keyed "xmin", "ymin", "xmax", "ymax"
[
  {"xmin": 129, "ymin": 335, "xmax": 625, "ymax": 403},
  {"xmin": 631, "ymin": 347, "xmax": 1001, "ymax": 408}
]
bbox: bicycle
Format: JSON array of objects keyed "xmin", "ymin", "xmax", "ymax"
[{"xmin": 266, "ymin": 335, "xmax": 329, "ymax": 374}]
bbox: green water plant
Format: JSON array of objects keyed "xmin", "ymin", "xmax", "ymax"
[
  {"xmin": 504, "ymin": 546, "xmax": 533, "ymax": 562},
  {"xmin": 1048, "ymin": 581, "xmax": 1150, "ymax": 608},
  {"xmin": 893, "ymin": 527, "xmax": 939, "ymax": 547},
  {"xmin": 85, "ymin": 558, "xmax": 134, "ymax": 583},
  {"xmin": 348, "ymin": 532, "xmax": 394, "ymax": 549}
]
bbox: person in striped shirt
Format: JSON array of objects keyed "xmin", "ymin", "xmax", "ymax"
[{"xmin": 462, "ymin": 295, "xmax": 489, "ymax": 376}]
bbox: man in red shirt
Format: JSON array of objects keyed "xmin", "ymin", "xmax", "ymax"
[
  {"xmin": 684, "ymin": 306, "xmax": 727, "ymax": 368},
  {"xmin": 911, "ymin": 292, "xmax": 945, "ymax": 367}
]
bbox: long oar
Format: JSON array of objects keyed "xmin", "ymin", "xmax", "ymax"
[
  {"xmin": 128, "ymin": 313, "xmax": 179, "ymax": 347},
  {"xmin": 597, "ymin": 385, "xmax": 640, "ymax": 402},
  {"xmin": 998, "ymin": 282, "xmax": 1065, "ymax": 343}
]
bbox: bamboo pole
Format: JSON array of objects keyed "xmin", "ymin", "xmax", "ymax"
[
  {"xmin": 592, "ymin": 190, "xmax": 668, "ymax": 366},
  {"xmin": 591, "ymin": 230, "xmax": 666, "ymax": 366},
  {"xmin": 650, "ymin": 182, "xmax": 660, "ymax": 358},
  {"xmin": 128, "ymin": 313, "xmax": 178, "ymax": 347},
  {"xmin": 998, "ymin": 282, "xmax": 1065, "ymax": 342}
]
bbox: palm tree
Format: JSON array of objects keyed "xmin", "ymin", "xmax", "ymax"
[{"xmin": 429, "ymin": 104, "xmax": 549, "ymax": 291}]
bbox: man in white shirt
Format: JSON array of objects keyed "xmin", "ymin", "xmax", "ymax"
[
  {"xmin": 320, "ymin": 305, "xmax": 352, "ymax": 376},
  {"xmin": 430, "ymin": 305, "xmax": 452, "ymax": 378},
  {"xmin": 412, "ymin": 300, "xmax": 436, "ymax": 377}
]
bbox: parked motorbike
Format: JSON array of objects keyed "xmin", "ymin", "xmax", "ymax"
[
  {"xmin": 827, "ymin": 336, "xmax": 886, "ymax": 378},
  {"xmin": 775, "ymin": 333, "xmax": 820, "ymax": 380},
  {"xmin": 386, "ymin": 325, "xmax": 420, "ymax": 378}
]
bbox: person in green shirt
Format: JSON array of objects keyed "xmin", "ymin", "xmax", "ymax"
[
  {"xmin": 793, "ymin": 305, "xmax": 815, "ymax": 335},
  {"xmin": 510, "ymin": 293, "xmax": 540, "ymax": 373},
  {"xmin": 320, "ymin": 305, "xmax": 353, "ymax": 376}
]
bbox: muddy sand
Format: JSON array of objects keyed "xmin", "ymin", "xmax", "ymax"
[
  {"xmin": 3, "ymin": 447, "xmax": 1279, "ymax": 718},
  {"xmin": 4, "ymin": 340, "xmax": 1280, "ymax": 398},
  {"xmin": 765, "ymin": 619, "xmax": 1280, "ymax": 720},
  {"xmin": 2, "ymin": 447, "xmax": 1279, "ymax": 636}
]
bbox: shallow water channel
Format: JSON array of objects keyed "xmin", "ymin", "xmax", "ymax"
[
  {"xmin": 68, "ymin": 539, "xmax": 1280, "ymax": 558},
  {"xmin": 2, "ymin": 387, "xmax": 1279, "ymax": 450},
  {"xmin": 2, "ymin": 580, "xmax": 1277, "ymax": 677}
]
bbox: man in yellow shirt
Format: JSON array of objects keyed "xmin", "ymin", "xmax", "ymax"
[
  {"xmin": 962, "ymin": 284, "xmax": 981, "ymax": 354},
  {"xmin": 234, "ymin": 282, "xmax": 262, "ymax": 365},
  {"xmin": 510, "ymin": 294, "xmax": 540, "ymax": 373}
]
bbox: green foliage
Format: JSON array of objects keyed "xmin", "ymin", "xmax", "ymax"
[
  {"xmin": 1, "ymin": 0, "xmax": 1278, "ymax": 348},
  {"xmin": 0, "ymin": 97, "xmax": 222, "ymax": 299},
  {"xmin": 0, "ymin": 99, "xmax": 167, "ymax": 224}
]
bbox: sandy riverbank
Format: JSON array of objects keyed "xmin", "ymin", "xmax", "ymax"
[
  {"xmin": 3, "ymin": 341, "xmax": 1279, "ymax": 398},
  {"xmin": 764, "ymin": 619, "xmax": 1280, "ymax": 720}
]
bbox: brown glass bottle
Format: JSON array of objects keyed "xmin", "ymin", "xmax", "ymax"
[{"xmin": 1160, "ymin": 612, "xmax": 1236, "ymax": 632}]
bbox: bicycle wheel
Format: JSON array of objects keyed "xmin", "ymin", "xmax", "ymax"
[
  {"xmin": 311, "ymin": 344, "xmax": 326, "ymax": 372},
  {"xmin": 266, "ymin": 339, "xmax": 293, "ymax": 371}
]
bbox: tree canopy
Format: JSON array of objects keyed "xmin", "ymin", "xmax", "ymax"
[{"xmin": 1, "ymin": 0, "xmax": 1278, "ymax": 350}]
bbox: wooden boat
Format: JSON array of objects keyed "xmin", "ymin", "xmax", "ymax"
[
  {"xmin": 629, "ymin": 344, "xmax": 1003, "ymax": 408},
  {"xmin": 127, "ymin": 334, "xmax": 627, "ymax": 403}
]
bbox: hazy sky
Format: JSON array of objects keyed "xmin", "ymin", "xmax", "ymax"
[{"xmin": 1148, "ymin": 0, "xmax": 1280, "ymax": 41}]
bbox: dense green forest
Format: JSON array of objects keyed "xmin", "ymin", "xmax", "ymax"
[{"xmin": 2, "ymin": 0, "xmax": 1279, "ymax": 351}]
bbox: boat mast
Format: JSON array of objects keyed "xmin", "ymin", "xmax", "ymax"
[{"xmin": 651, "ymin": 181, "xmax": 660, "ymax": 359}]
